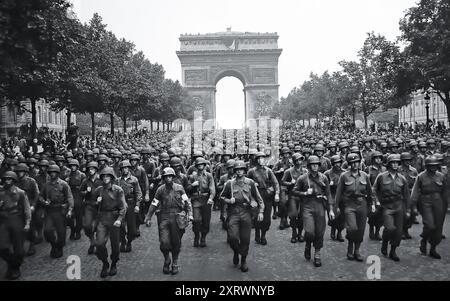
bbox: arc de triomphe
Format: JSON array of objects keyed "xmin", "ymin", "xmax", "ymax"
[{"xmin": 177, "ymin": 29, "xmax": 282, "ymax": 125}]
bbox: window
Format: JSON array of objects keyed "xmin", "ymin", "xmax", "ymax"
[
  {"xmin": 48, "ymin": 111, "xmax": 52, "ymax": 124},
  {"xmin": 37, "ymin": 107, "xmax": 41, "ymax": 123}
]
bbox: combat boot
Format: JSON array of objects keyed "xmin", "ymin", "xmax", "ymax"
[
  {"xmin": 193, "ymin": 232, "xmax": 200, "ymax": 248},
  {"xmin": 120, "ymin": 243, "xmax": 127, "ymax": 253},
  {"xmin": 163, "ymin": 256, "xmax": 172, "ymax": 274},
  {"xmin": 369, "ymin": 226, "xmax": 375, "ymax": 240},
  {"xmin": 27, "ymin": 243, "xmax": 36, "ymax": 257},
  {"xmin": 429, "ymin": 246, "xmax": 441, "ymax": 259},
  {"xmin": 297, "ymin": 230, "xmax": 304, "ymax": 243},
  {"xmin": 100, "ymin": 261, "xmax": 110, "ymax": 278},
  {"xmin": 74, "ymin": 231, "xmax": 81, "ymax": 240},
  {"xmin": 353, "ymin": 243, "xmax": 363, "ymax": 262},
  {"xmin": 381, "ymin": 239, "xmax": 388, "ymax": 256},
  {"xmin": 304, "ymin": 242, "xmax": 312, "ymax": 261},
  {"xmin": 330, "ymin": 227, "xmax": 336, "ymax": 240},
  {"xmin": 171, "ymin": 257, "xmax": 179, "ymax": 275},
  {"xmin": 291, "ymin": 227, "xmax": 298, "ymax": 243},
  {"xmin": 69, "ymin": 230, "xmax": 76, "ymax": 241},
  {"xmin": 313, "ymin": 249, "xmax": 322, "ymax": 267},
  {"xmin": 347, "ymin": 242, "xmax": 354, "ymax": 260},
  {"xmin": 200, "ymin": 233, "xmax": 207, "ymax": 248},
  {"xmin": 6, "ymin": 266, "xmax": 21, "ymax": 280},
  {"xmin": 389, "ymin": 246, "xmax": 400, "ymax": 262},
  {"xmin": 125, "ymin": 241, "xmax": 132, "ymax": 253},
  {"xmin": 109, "ymin": 261, "xmax": 118, "ymax": 276},
  {"xmin": 374, "ymin": 228, "xmax": 382, "ymax": 241},
  {"xmin": 260, "ymin": 231, "xmax": 267, "ymax": 245},
  {"xmin": 88, "ymin": 244, "xmax": 96, "ymax": 255},
  {"xmin": 233, "ymin": 251, "xmax": 240, "ymax": 266},
  {"xmin": 255, "ymin": 229, "xmax": 261, "ymax": 244},
  {"xmin": 419, "ymin": 238, "xmax": 427, "ymax": 255},
  {"xmin": 336, "ymin": 231, "xmax": 345, "ymax": 242},
  {"xmin": 240, "ymin": 256, "xmax": 248, "ymax": 272}
]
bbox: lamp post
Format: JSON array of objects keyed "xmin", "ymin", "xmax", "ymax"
[{"xmin": 425, "ymin": 92, "xmax": 430, "ymax": 133}]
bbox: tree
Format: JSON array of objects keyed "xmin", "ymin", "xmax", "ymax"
[{"xmin": 400, "ymin": 0, "xmax": 450, "ymax": 125}]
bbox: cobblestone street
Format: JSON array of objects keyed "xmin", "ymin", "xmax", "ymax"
[{"xmin": 1, "ymin": 211, "xmax": 449, "ymax": 281}]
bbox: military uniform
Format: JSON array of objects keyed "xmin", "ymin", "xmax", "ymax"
[
  {"xmin": 365, "ymin": 164, "xmax": 386, "ymax": 240},
  {"xmin": 80, "ymin": 173, "xmax": 103, "ymax": 252},
  {"xmin": 66, "ymin": 168, "xmax": 86, "ymax": 239},
  {"xmin": 273, "ymin": 158, "xmax": 293, "ymax": 229},
  {"xmin": 324, "ymin": 165, "xmax": 346, "ymax": 241},
  {"xmin": 399, "ymin": 164, "xmax": 418, "ymax": 238}
]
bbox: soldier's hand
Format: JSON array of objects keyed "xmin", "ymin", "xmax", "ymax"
[
  {"xmin": 274, "ymin": 194, "xmax": 280, "ymax": 203},
  {"xmin": 87, "ymin": 186, "xmax": 92, "ymax": 193},
  {"xmin": 279, "ymin": 168, "xmax": 284, "ymax": 173},
  {"xmin": 336, "ymin": 207, "xmax": 341, "ymax": 215},
  {"xmin": 192, "ymin": 181, "xmax": 199, "ymax": 187},
  {"xmin": 149, "ymin": 183, "xmax": 154, "ymax": 190},
  {"xmin": 145, "ymin": 218, "xmax": 151, "ymax": 228},
  {"xmin": 405, "ymin": 211, "xmax": 411, "ymax": 219},
  {"xmin": 24, "ymin": 223, "xmax": 30, "ymax": 232},
  {"xmin": 134, "ymin": 206, "xmax": 140, "ymax": 213},
  {"xmin": 371, "ymin": 204, "xmax": 376, "ymax": 213},
  {"xmin": 145, "ymin": 194, "xmax": 150, "ymax": 202},
  {"xmin": 229, "ymin": 197, "xmax": 236, "ymax": 204},
  {"xmin": 329, "ymin": 211, "xmax": 335, "ymax": 221},
  {"xmin": 97, "ymin": 196, "xmax": 102, "ymax": 204},
  {"xmin": 257, "ymin": 213, "xmax": 264, "ymax": 222},
  {"xmin": 189, "ymin": 215, "xmax": 194, "ymax": 222},
  {"xmin": 66, "ymin": 210, "xmax": 73, "ymax": 219},
  {"xmin": 291, "ymin": 179, "xmax": 296, "ymax": 185},
  {"xmin": 207, "ymin": 198, "xmax": 214, "ymax": 205},
  {"xmin": 30, "ymin": 206, "xmax": 35, "ymax": 213},
  {"xmin": 113, "ymin": 220, "xmax": 121, "ymax": 227}
]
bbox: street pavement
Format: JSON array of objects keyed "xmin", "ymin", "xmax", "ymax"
[{"xmin": 1, "ymin": 210, "xmax": 449, "ymax": 281}]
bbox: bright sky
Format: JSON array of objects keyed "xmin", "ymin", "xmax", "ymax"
[{"xmin": 71, "ymin": 0, "xmax": 417, "ymax": 128}]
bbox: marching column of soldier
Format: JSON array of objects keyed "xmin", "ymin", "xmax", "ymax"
[{"xmin": 0, "ymin": 133, "xmax": 449, "ymax": 279}]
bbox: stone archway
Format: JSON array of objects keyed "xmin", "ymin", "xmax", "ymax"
[{"xmin": 177, "ymin": 29, "xmax": 282, "ymax": 126}]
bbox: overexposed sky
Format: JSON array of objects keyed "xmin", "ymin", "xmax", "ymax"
[{"xmin": 71, "ymin": 0, "xmax": 417, "ymax": 128}]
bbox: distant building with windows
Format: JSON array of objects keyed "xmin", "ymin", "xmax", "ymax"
[
  {"xmin": 0, "ymin": 98, "xmax": 76, "ymax": 139},
  {"xmin": 398, "ymin": 91, "xmax": 448, "ymax": 128}
]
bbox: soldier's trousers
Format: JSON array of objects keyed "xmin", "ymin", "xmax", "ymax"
[
  {"xmin": 95, "ymin": 212, "xmax": 120, "ymax": 263},
  {"xmin": 0, "ymin": 214, "xmax": 25, "ymax": 269},
  {"xmin": 278, "ymin": 190, "xmax": 288, "ymax": 219},
  {"xmin": 193, "ymin": 204, "xmax": 212, "ymax": 234},
  {"xmin": 329, "ymin": 202, "xmax": 345, "ymax": 231},
  {"xmin": 44, "ymin": 209, "xmax": 67, "ymax": 248},
  {"xmin": 381, "ymin": 201, "xmax": 404, "ymax": 247},
  {"xmin": 421, "ymin": 198, "xmax": 444, "ymax": 246},
  {"xmin": 255, "ymin": 191, "xmax": 274, "ymax": 232},
  {"xmin": 368, "ymin": 206, "xmax": 383, "ymax": 229},
  {"xmin": 83, "ymin": 204, "xmax": 98, "ymax": 239},
  {"xmin": 227, "ymin": 206, "xmax": 252, "ymax": 256},
  {"xmin": 288, "ymin": 198, "xmax": 303, "ymax": 233},
  {"xmin": 120, "ymin": 205, "xmax": 137, "ymax": 244},
  {"xmin": 158, "ymin": 213, "xmax": 182, "ymax": 254},
  {"xmin": 68, "ymin": 194, "xmax": 83, "ymax": 234},
  {"xmin": 344, "ymin": 199, "xmax": 368, "ymax": 243},
  {"xmin": 302, "ymin": 199, "xmax": 326, "ymax": 249},
  {"xmin": 29, "ymin": 206, "xmax": 45, "ymax": 243}
]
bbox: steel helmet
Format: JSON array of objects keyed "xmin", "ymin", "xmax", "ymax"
[
  {"xmin": 425, "ymin": 155, "xmax": 440, "ymax": 166},
  {"xmin": 85, "ymin": 150, "xmax": 94, "ymax": 157},
  {"xmin": 100, "ymin": 167, "xmax": 116, "ymax": 179},
  {"xmin": 97, "ymin": 154, "xmax": 108, "ymax": 162},
  {"xmin": 15, "ymin": 163, "xmax": 29, "ymax": 173},
  {"xmin": 314, "ymin": 144, "xmax": 325, "ymax": 152},
  {"xmin": 2, "ymin": 171, "xmax": 18, "ymax": 181},
  {"xmin": 233, "ymin": 160, "xmax": 247, "ymax": 171},
  {"xmin": 426, "ymin": 138, "xmax": 436, "ymax": 145},
  {"xmin": 302, "ymin": 148, "xmax": 312, "ymax": 155},
  {"xmin": 292, "ymin": 153, "xmax": 305, "ymax": 162},
  {"xmin": 434, "ymin": 153, "xmax": 444, "ymax": 164},
  {"xmin": 86, "ymin": 161, "xmax": 99, "ymax": 170},
  {"xmin": 192, "ymin": 151, "xmax": 203, "ymax": 158},
  {"xmin": 350, "ymin": 146, "xmax": 360, "ymax": 154},
  {"xmin": 27, "ymin": 158, "xmax": 38, "ymax": 165},
  {"xmin": 38, "ymin": 160, "xmax": 49, "ymax": 167},
  {"xmin": 281, "ymin": 147, "xmax": 291, "ymax": 155},
  {"xmin": 248, "ymin": 149, "xmax": 258, "ymax": 156},
  {"xmin": 162, "ymin": 167, "xmax": 176, "ymax": 177},
  {"xmin": 54, "ymin": 155, "xmax": 65, "ymax": 162},
  {"xmin": 130, "ymin": 154, "xmax": 140, "ymax": 161},
  {"xmin": 408, "ymin": 140, "xmax": 418, "ymax": 148},
  {"xmin": 141, "ymin": 148, "xmax": 151, "ymax": 155},
  {"xmin": 68, "ymin": 159, "xmax": 80, "ymax": 167},
  {"xmin": 307, "ymin": 155, "xmax": 321, "ymax": 166},
  {"xmin": 294, "ymin": 145, "xmax": 302, "ymax": 152},
  {"xmin": 346, "ymin": 153, "xmax": 361, "ymax": 164},
  {"xmin": 328, "ymin": 141, "xmax": 337, "ymax": 148},
  {"xmin": 380, "ymin": 142, "xmax": 388, "ymax": 149},
  {"xmin": 255, "ymin": 152, "xmax": 266, "ymax": 159},
  {"xmin": 48, "ymin": 165, "xmax": 61, "ymax": 173},
  {"xmin": 339, "ymin": 141, "xmax": 349, "ymax": 149},
  {"xmin": 226, "ymin": 159, "xmax": 236, "ymax": 169},
  {"xmin": 371, "ymin": 151, "xmax": 383, "ymax": 161},
  {"xmin": 195, "ymin": 157, "xmax": 208, "ymax": 166},
  {"xmin": 331, "ymin": 155, "xmax": 343, "ymax": 165},
  {"xmin": 119, "ymin": 160, "xmax": 132, "ymax": 169},
  {"xmin": 170, "ymin": 157, "xmax": 182, "ymax": 167},
  {"xmin": 159, "ymin": 152, "xmax": 170, "ymax": 161},
  {"xmin": 400, "ymin": 152, "xmax": 413, "ymax": 161},
  {"xmin": 387, "ymin": 154, "xmax": 401, "ymax": 164}
]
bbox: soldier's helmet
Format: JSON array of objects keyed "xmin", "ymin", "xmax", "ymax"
[
  {"xmin": 255, "ymin": 152, "xmax": 266, "ymax": 159},
  {"xmin": 192, "ymin": 151, "xmax": 203, "ymax": 159},
  {"xmin": 130, "ymin": 154, "xmax": 140, "ymax": 161},
  {"xmin": 170, "ymin": 157, "xmax": 182, "ymax": 167},
  {"xmin": 27, "ymin": 158, "xmax": 38, "ymax": 165},
  {"xmin": 307, "ymin": 155, "xmax": 321, "ymax": 166},
  {"xmin": 119, "ymin": 160, "xmax": 132, "ymax": 169},
  {"xmin": 15, "ymin": 163, "xmax": 29, "ymax": 173},
  {"xmin": 292, "ymin": 153, "xmax": 305, "ymax": 162},
  {"xmin": 425, "ymin": 155, "xmax": 440, "ymax": 166},
  {"xmin": 233, "ymin": 160, "xmax": 247, "ymax": 171},
  {"xmin": 86, "ymin": 161, "xmax": 99, "ymax": 170},
  {"xmin": 85, "ymin": 150, "xmax": 94, "ymax": 157},
  {"xmin": 314, "ymin": 144, "xmax": 325, "ymax": 152},
  {"xmin": 68, "ymin": 159, "xmax": 80, "ymax": 167},
  {"xmin": 100, "ymin": 167, "xmax": 116, "ymax": 179},
  {"xmin": 167, "ymin": 148, "xmax": 176, "ymax": 157},
  {"xmin": 141, "ymin": 148, "xmax": 151, "ymax": 155},
  {"xmin": 2, "ymin": 171, "xmax": 18, "ymax": 181},
  {"xmin": 331, "ymin": 155, "xmax": 343, "ymax": 165},
  {"xmin": 162, "ymin": 167, "xmax": 176, "ymax": 177},
  {"xmin": 97, "ymin": 154, "xmax": 108, "ymax": 162},
  {"xmin": 195, "ymin": 157, "xmax": 207, "ymax": 166},
  {"xmin": 387, "ymin": 154, "xmax": 401, "ymax": 164},
  {"xmin": 418, "ymin": 141, "xmax": 427, "ymax": 148},
  {"xmin": 380, "ymin": 142, "xmax": 388, "ymax": 149},
  {"xmin": 339, "ymin": 141, "xmax": 349, "ymax": 150},
  {"xmin": 434, "ymin": 153, "xmax": 444, "ymax": 164},
  {"xmin": 54, "ymin": 155, "xmax": 65, "ymax": 162},
  {"xmin": 400, "ymin": 152, "xmax": 413, "ymax": 161},
  {"xmin": 47, "ymin": 165, "xmax": 61, "ymax": 174},
  {"xmin": 328, "ymin": 141, "xmax": 337, "ymax": 148},
  {"xmin": 226, "ymin": 159, "xmax": 236, "ymax": 169},
  {"xmin": 159, "ymin": 152, "xmax": 170, "ymax": 161},
  {"xmin": 371, "ymin": 151, "xmax": 383, "ymax": 162},
  {"xmin": 346, "ymin": 153, "xmax": 361, "ymax": 164},
  {"xmin": 248, "ymin": 149, "xmax": 258, "ymax": 156},
  {"xmin": 426, "ymin": 138, "xmax": 436, "ymax": 145},
  {"xmin": 408, "ymin": 140, "xmax": 418, "ymax": 148},
  {"xmin": 302, "ymin": 147, "xmax": 312, "ymax": 155},
  {"xmin": 281, "ymin": 147, "xmax": 291, "ymax": 155},
  {"xmin": 38, "ymin": 160, "xmax": 50, "ymax": 167}
]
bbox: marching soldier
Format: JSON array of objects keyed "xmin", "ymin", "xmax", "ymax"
[
  {"xmin": 188, "ymin": 157, "xmax": 215, "ymax": 247},
  {"xmin": 66, "ymin": 159, "xmax": 86, "ymax": 241},
  {"xmin": 293, "ymin": 156, "xmax": 334, "ymax": 267},
  {"xmin": 281, "ymin": 153, "xmax": 308, "ymax": 243},
  {"xmin": 217, "ymin": 159, "xmax": 236, "ymax": 230},
  {"xmin": 247, "ymin": 152, "xmax": 280, "ymax": 245},
  {"xmin": 15, "ymin": 163, "xmax": 40, "ymax": 256},
  {"xmin": 80, "ymin": 161, "xmax": 103, "ymax": 255},
  {"xmin": 399, "ymin": 152, "xmax": 418, "ymax": 239},
  {"xmin": 129, "ymin": 154, "xmax": 150, "ymax": 237},
  {"xmin": 325, "ymin": 155, "xmax": 346, "ymax": 242},
  {"xmin": 365, "ymin": 151, "xmax": 386, "ymax": 241},
  {"xmin": 0, "ymin": 171, "xmax": 31, "ymax": 280},
  {"xmin": 313, "ymin": 144, "xmax": 332, "ymax": 173},
  {"xmin": 411, "ymin": 155, "xmax": 448, "ymax": 259},
  {"xmin": 145, "ymin": 167, "xmax": 193, "ymax": 275},
  {"xmin": 40, "ymin": 165, "xmax": 74, "ymax": 258},
  {"xmin": 94, "ymin": 167, "xmax": 127, "ymax": 278},
  {"xmin": 335, "ymin": 153, "xmax": 375, "ymax": 262},
  {"xmin": 116, "ymin": 160, "xmax": 142, "ymax": 252},
  {"xmin": 54, "ymin": 155, "xmax": 70, "ymax": 180},
  {"xmin": 273, "ymin": 147, "xmax": 293, "ymax": 230},
  {"xmin": 409, "ymin": 140, "xmax": 425, "ymax": 173},
  {"xmin": 221, "ymin": 161, "xmax": 264, "ymax": 272},
  {"xmin": 373, "ymin": 154, "xmax": 411, "ymax": 261}
]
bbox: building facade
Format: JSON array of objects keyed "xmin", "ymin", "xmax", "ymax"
[
  {"xmin": 398, "ymin": 91, "xmax": 448, "ymax": 128},
  {"xmin": 0, "ymin": 99, "xmax": 76, "ymax": 139}
]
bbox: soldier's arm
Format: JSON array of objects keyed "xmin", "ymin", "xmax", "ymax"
[
  {"xmin": 334, "ymin": 174, "xmax": 345, "ymax": 209},
  {"xmin": 403, "ymin": 176, "xmax": 412, "ymax": 213},
  {"xmin": 221, "ymin": 181, "xmax": 232, "ymax": 203},
  {"xmin": 292, "ymin": 177, "xmax": 304, "ymax": 197},
  {"xmin": 323, "ymin": 176, "xmax": 333, "ymax": 207},
  {"xmin": 21, "ymin": 191, "xmax": 32, "ymax": 226},
  {"xmin": 65, "ymin": 182, "xmax": 74, "ymax": 211},
  {"xmin": 208, "ymin": 173, "xmax": 216, "ymax": 200},
  {"xmin": 117, "ymin": 187, "xmax": 127, "ymax": 222},
  {"xmin": 268, "ymin": 169, "xmax": 280, "ymax": 194},
  {"xmin": 30, "ymin": 179, "xmax": 40, "ymax": 208},
  {"xmin": 141, "ymin": 167, "xmax": 149, "ymax": 197},
  {"xmin": 39, "ymin": 183, "xmax": 47, "ymax": 204},
  {"xmin": 365, "ymin": 174, "xmax": 375, "ymax": 206},
  {"xmin": 280, "ymin": 170, "xmax": 292, "ymax": 187},
  {"xmin": 79, "ymin": 178, "xmax": 88, "ymax": 197},
  {"xmin": 251, "ymin": 181, "xmax": 265, "ymax": 214},
  {"xmin": 134, "ymin": 178, "xmax": 143, "ymax": 207},
  {"xmin": 372, "ymin": 174, "xmax": 382, "ymax": 205},
  {"xmin": 146, "ymin": 188, "xmax": 161, "ymax": 220},
  {"xmin": 410, "ymin": 175, "xmax": 421, "ymax": 208}
]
